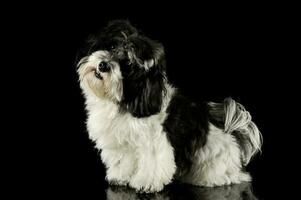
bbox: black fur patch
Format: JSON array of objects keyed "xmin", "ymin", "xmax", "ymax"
[
  {"xmin": 163, "ymin": 91, "xmax": 210, "ymax": 176},
  {"xmin": 207, "ymin": 102, "xmax": 225, "ymax": 129},
  {"xmin": 119, "ymin": 63, "xmax": 166, "ymax": 118},
  {"xmin": 87, "ymin": 20, "xmax": 138, "ymax": 55}
]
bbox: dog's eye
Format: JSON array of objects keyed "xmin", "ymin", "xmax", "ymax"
[{"xmin": 125, "ymin": 60, "xmax": 131, "ymax": 66}]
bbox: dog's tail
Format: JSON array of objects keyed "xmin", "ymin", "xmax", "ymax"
[{"xmin": 208, "ymin": 98, "xmax": 262, "ymax": 165}]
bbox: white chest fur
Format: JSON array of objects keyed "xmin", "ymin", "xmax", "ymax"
[{"xmin": 85, "ymin": 97, "xmax": 168, "ymax": 150}]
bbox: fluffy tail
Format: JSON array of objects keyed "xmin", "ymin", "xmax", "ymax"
[{"xmin": 208, "ymin": 98, "xmax": 262, "ymax": 165}]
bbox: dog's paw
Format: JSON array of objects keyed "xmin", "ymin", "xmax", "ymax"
[
  {"xmin": 107, "ymin": 178, "xmax": 128, "ymax": 186},
  {"xmin": 105, "ymin": 165, "xmax": 133, "ymax": 187},
  {"xmin": 129, "ymin": 176, "xmax": 166, "ymax": 193}
]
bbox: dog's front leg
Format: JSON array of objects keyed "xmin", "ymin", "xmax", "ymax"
[
  {"xmin": 101, "ymin": 147, "xmax": 136, "ymax": 186},
  {"xmin": 129, "ymin": 135, "xmax": 176, "ymax": 193}
]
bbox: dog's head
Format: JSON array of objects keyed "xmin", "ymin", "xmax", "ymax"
[{"xmin": 77, "ymin": 20, "xmax": 166, "ymax": 117}]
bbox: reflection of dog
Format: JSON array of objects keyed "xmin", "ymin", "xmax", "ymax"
[
  {"xmin": 77, "ymin": 20, "xmax": 262, "ymax": 193},
  {"xmin": 106, "ymin": 183, "xmax": 258, "ymax": 200}
]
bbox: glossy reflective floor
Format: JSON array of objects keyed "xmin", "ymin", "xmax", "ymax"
[{"xmin": 105, "ymin": 182, "xmax": 258, "ymax": 200}]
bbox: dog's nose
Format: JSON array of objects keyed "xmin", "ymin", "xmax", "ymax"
[{"xmin": 98, "ymin": 61, "xmax": 110, "ymax": 72}]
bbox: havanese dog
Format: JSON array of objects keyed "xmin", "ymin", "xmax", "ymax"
[{"xmin": 77, "ymin": 20, "xmax": 262, "ymax": 193}]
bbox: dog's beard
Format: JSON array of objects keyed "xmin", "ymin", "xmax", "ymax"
[{"xmin": 77, "ymin": 51, "xmax": 123, "ymax": 102}]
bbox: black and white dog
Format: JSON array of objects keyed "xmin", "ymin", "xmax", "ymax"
[{"xmin": 77, "ymin": 20, "xmax": 262, "ymax": 193}]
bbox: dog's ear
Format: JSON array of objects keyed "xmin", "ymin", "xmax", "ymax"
[
  {"xmin": 152, "ymin": 43, "xmax": 165, "ymax": 69},
  {"xmin": 122, "ymin": 70, "xmax": 166, "ymax": 118},
  {"xmin": 120, "ymin": 44, "xmax": 166, "ymax": 118}
]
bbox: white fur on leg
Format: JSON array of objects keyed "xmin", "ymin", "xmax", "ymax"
[
  {"xmin": 181, "ymin": 124, "xmax": 251, "ymax": 187},
  {"xmin": 101, "ymin": 147, "xmax": 136, "ymax": 185},
  {"xmin": 129, "ymin": 134, "xmax": 176, "ymax": 193}
]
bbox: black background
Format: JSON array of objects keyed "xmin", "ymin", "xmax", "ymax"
[{"xmin": 4, "ymin": 2, "xmax": 298, "ymax": 199}]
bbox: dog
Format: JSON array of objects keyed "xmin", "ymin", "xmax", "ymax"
[{"xmin": 77, "ymin": 20, "xmax": 262, "ymax": 193}]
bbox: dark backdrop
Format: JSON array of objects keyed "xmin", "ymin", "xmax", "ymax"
[{"xmin": 4, "ymin": 3, "xmax": 298, "ymax": 199}]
